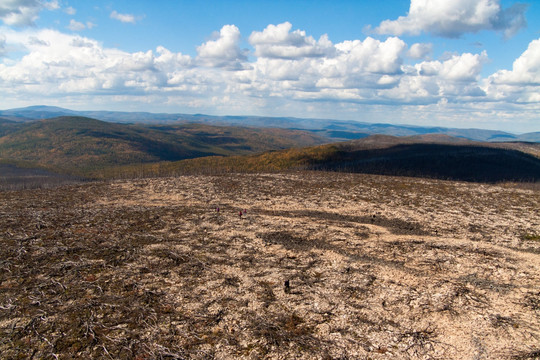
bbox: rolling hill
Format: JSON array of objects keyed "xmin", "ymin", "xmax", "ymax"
[
  {"xmin": 1, "ymin": 105, "xmax": 539, "ymax": 142},
  {"xmin": 0, "ymin": 119, "xmax": 20, "ymax": 137},
  {"xmin": 0, "ymin": 116, "xmax": 326, "ymax": 175},
  {"xmin": 1, "ymin": 113, "xmax": 539, "ymax": 183},
  {"xmin": 108, "ymin": 135, "xmax": 540, "ymax": 183}
]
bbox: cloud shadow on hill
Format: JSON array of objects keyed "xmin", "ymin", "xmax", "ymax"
[{"xmin": 307, "ymin": 144, "xmax": 540, "ymax": 183}]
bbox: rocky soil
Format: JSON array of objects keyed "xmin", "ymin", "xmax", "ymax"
[{"xmin": 1, "ymin": 172, "xmax": 539, "ymax": 359}]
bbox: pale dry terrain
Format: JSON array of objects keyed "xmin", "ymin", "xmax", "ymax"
[{"xmin": 0, "ymin": 172, "xmax": 539, "ymax": 359}]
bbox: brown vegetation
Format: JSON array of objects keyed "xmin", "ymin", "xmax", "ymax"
[
  {"xmin": 101, "ymin": 136, "xmax": 540, "ymax": 183},
  {"xmin": 0, "ymin": 117, "xmax": 326, "ymax": 176},
  {"xmin": 1, "ymin": 172, "xmax": 539, "ymax": 359}
]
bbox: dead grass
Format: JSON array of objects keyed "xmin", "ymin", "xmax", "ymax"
[{"xmin": 0, "ymin": 171, "xmax": 539, "ymax": 359}]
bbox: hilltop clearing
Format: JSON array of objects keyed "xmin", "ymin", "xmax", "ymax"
[{"xmin": 0, "ymin": 172, "xmax": 539, "ymax": 359}]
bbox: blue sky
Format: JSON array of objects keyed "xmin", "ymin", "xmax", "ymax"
[{"xmin": 1, "ymin": 0, "xmax": 539, "ymax": 133}]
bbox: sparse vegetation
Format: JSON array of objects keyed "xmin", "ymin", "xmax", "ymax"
[
  {"xmin": 512, "ymin": 349, "xmax": 540, "ymax": 360},
  {"xmin": 522, "ymin": 233, "xmax": 540, "ymax": 241},
  {"xmin": 1, "ymin": 171, "xmax": 539, "ymax": 359},
  {"xmin": 96, "ymin": 136, "xmax": 540, "ymax": 183}
]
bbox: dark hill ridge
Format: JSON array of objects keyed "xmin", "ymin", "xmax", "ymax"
[
  {"xmin": 1, "ymin": 105, "xmax": 538, "ymax": 142},
  {"xmin": 116, "ymin": 135, "xmax": 540, "ymax": 183},
  {"xmin": 0, "ymin": 116, "xmax": 326, "ymax": 175},
  {"xmin": 0, "ymin": 118, "xmax": 20, "ymax": 137},
  {"xmin": 309, "ymin": 143, "xmax": 540, "ymax": 182}
]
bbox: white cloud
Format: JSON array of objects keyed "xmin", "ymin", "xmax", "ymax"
[
  {"xmin": 489, "ymin": 38, "xmax": 540, "ymax": 85},
  {"xmin": 375, "ymin": 51, "xmax": 489, "ymax": 105},
  {"xmin": 238, "ymin": 35, "xmax": 408, "ymax": 103},
  {"xmin": 0, "ymin": 0, "xmax": 58, "ymax": 27},
  {"xmin": 67, "ymin": 20, "xmax": 95, "ymax": 33},
  {"xmin": 67, "ymin": 19, "xmax": 85, "ymax": 31},
  {"xmin": 42, "ymin": 0, "xmax": 58, "ymax": 11},
  {"xmin": 0, "ymin": 22, "xmax": 538, "ymax": 132},
  {"xmin": 252, "ymin": 58, "xmax": 311, "ymax": 81},
  {"xmin": 64, "ymin": 6, "xmax": 76, "ymax": 15},
  {"xmin": 155, "ymin": 46, "xmax": 192, "ymax": 72},
  {"xmin": 332, "ymin": 37, "xmax": 407, "ymax": 75},
  {"xmin": 485, "ymin": 38, "xmax": 540, "ymax": 103},
  {"xmin": 0, "ymin": 0, "xmax": 42, "ymax": 26},
  {"xmin": 110, "ymin": 10, "xmax": 142, "ymax": 24},
  {"xmin": 407, "ymin": 43, "xmax": 432, "ymax": 59},
  {"xmin": 196, "ymin": 24, "xmax": 247, "ymax": 69},
  {"xmin": 0, "ymin": 29, "xmax": 194, "ymax": 95},
  {"xmin": 0, "ymin": 24, "xmax": 468, "ymax": 107},
  {"xmin": 249, "ymin": 22, "xmax": 335, "ymax": 59},
  {"xmin": 375, "ymin": 0, "xmax": 527, "ymax": 38},
  {"xmin": 417, "ymin": 51, "xmax": 488, "ymax": 81}
]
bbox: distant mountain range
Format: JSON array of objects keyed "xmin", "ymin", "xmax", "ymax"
[
  {"xmin": 1, "ymin": 112, "xmax": 539, "ymax": 183},
  {"xmin": 1, "ymin": 105, "xmax": 538, "ymax": 142}
]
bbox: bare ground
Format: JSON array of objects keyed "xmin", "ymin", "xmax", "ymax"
[{"xmin": 0, "ymin": 172, "xmax": 539, "ymax": 359}]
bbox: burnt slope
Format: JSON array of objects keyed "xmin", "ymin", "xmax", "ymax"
[
  {"xmin": 127, "ymin": 136, "xmax": 540, "ymax": 183},
  {"xmin": 309, "ymin": 143, "xmax": 540, "ymax": 182}
]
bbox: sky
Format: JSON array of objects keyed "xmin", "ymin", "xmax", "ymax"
[{"xmin": 0, "ymin": 1, "xmax": 539, "ymax": 133}]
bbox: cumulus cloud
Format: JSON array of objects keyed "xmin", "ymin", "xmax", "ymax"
[
  {"xmin": 67, "ymin": 19, "xmax": 95, "ymax": 31},
  {"xmin": 0, "ymin": 29, "xmax": 194, "ymax": 95},
  {"xmin": 43, "ymin": 0, "xmax": 58, "ymax": 10},
  {"xmin": 333, "ymin": 37, "xmax": 407, "ymax": 75},
  {"xmin": 375, "ymin": 51, "xmax": 489, "ymax": 105},
  {"xmin": 110, "ymin": 10, "xmax": 143, "ymax": 24},
  {"xmin": 67, "ymin": 19, "xmax": 85, "ymax": 31},
  {"xmin": 485, "ymin": 38, "xmax": 540, "ymax": 103},
  {"xmin": 196, "ymin": 24, "xmax": 247, "ymax": 69},
  {"xmin": 249, "ymin": 22, "xmax": 335, "ymax": 59},
  {"xmin": 240, "ymin": 34, "xmax": 409, "ymax": 103},
  {"xmin": 416, "ymin": 51, "xmax": 488, "ymax": 81},
  {"xmin": 0, "ymin": 21, "xmax": 537, "ymax": 131},
  {"xmin": 247, "ymin": 30, "xmax": 490, "ymax": 106},
  {"xmin": 0, "ymin": 0, "xmax": 58, "ymax": 27},
  {"xmin": 493, "ymin": 2, "xmax": 528, "ymax": 38},
  {"xmin": 489, "ymin": 38, "xmax": 540, "ymax": 85},
  {"xmin": 407, "ymin": 43, "xmax": 432, "ymax": 59},
  {"xmin": 0, "ymin": 23, "xmax": 472, "ymax": 108},
  {"xmin": 375, "ymin": 0, "xmax": 527, "ymax": 38},
  {"xmin": 0, "ymin": 0, "xmax": 42, "ymax": 26},
  {"xmin": 154, "ymin": 46, "xmax": 192, "ymax": 72}
]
